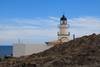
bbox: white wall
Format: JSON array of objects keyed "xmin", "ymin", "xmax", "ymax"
[
  {"xmin": 13, "ymin": 43, "xmax": 51, "ymax": 57},
  {"xmin": 13, "ymin": 43, "xmax": 26, "ymax": 57},
  {"xmin": 25, "ymin": 44, "xmax": 51, "ymax": 55}
]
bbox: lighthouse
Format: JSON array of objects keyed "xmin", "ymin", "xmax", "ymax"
[
  {"xmin": 45, "ymin": 15, "xmax": 70, "ymax": 46},
  {"xmin": 57, "ymin": 15, "xmax": 70, "ymax": 42}
]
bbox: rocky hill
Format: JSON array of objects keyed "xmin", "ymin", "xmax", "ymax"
[{"xmin": 0, "ymin": 33, "xmax": 100, "ymax": 67}]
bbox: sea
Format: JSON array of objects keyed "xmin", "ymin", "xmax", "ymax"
[{"xmin": 0, "ymin": 46, "xmax": 13, "ymax": 57}]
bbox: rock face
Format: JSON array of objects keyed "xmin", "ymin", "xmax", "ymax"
[{"xmin": 0, "ymin": 33, "xmax": 100, "ymax": 67}]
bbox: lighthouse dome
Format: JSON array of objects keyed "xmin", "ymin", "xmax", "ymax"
[{"xmin": 60, "ymin": 15, "xmax": 67, "ymax": 21}]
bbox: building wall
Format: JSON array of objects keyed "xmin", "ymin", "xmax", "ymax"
[
  {"xmin": 13, "ymin": 43, "xmax": 26, "ymax": 57},
  {"xmin": 13, "ymin": 43, "xmax": 51, "ymax": 57},
  {"xmin": 25, "ymin": 44, "xmax": 51, "ymax": 55}
]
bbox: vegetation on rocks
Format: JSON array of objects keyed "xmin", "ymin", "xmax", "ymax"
[{"xmin": 0, "ymin": 33, "xmax": 100, "ymax": 67}]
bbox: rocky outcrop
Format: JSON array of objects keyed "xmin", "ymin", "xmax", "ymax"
[{"xmin": 0, "ymin": 33, "xmax": 100, "ymax": 67}]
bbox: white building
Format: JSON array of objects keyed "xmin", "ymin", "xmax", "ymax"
[
  {"xmin": 57, "ymin": 15, "xmax": 70, "ymax": 42},
  {"xmin": 46, "ymin": 15, "xmax": 70, "ymax": 46},
  {"xmin": 13, "ymin": 43, "xmax": 51, "ymax": 57},
  {"xmin": 13, "ymin": 15, "xmax": 70, "ymax": 57}
]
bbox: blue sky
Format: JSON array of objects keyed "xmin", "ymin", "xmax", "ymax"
[
  {"xmin": 0, "ymin": 0, "xmax": 100, "ymax": 18},
  {"xmin": 0, "ymin": 0, "xmax": 100, "ymax": 45}
]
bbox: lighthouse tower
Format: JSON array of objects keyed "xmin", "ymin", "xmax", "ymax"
[
  {"xmin": 45, "ymin": 15, "xmax": 70, "ymax": 46},
  {"xmin": 57, "ymin": 15, "xmax": 70, "ymax": 42}
]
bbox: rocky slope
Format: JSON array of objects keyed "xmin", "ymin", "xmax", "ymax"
[{"xmin": 0, "ymin": 33, "xmax": 100, "ymax": 67}]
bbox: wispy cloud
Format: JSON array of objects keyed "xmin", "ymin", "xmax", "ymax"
[
  {"xmin": 69, "ymin": 16, "xmax": 100, "ymax": 37},
  {"xmin": 0, "ymin": 18, "xmax": 58, "ymax": 45},
  {"xmin": 0, "ymin": 16, "xmax": 100, "ymax": 45}
]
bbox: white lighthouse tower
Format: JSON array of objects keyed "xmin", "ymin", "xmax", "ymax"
[
  {"xmin": 57, "ymin": 15, "xmax": 70, "ymax": 42},
  {"xmin": 45, "ymin": 15, "xmax": 70, "ymax": 46}
]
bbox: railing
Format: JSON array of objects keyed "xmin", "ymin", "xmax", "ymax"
[{"xmin": 57, "ymin": 32, "xmax": 70, "ymax": 36}]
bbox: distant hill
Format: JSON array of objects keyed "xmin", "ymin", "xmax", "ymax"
[{"xmin": 0, "ymin": 33, "xmax": 100, "ymax": 67}]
